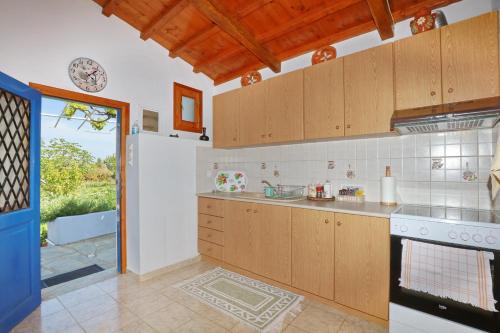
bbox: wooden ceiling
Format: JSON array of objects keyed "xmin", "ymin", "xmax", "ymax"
[{"xmin": 95, "ymin": 0, "xmax": 460, "ymax": 85}]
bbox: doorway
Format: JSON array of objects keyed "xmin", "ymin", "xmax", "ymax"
[{"xmin": 29, "ymin": 83, "xmax": 129, "ymax": 285}]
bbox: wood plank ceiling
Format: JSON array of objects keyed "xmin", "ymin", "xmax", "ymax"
[{"xmin": 95, "ymin": 0, "xmax": 461, "ymax": 85}]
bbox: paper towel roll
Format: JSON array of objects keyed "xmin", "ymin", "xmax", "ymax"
[{"xmin": 381, "ymin": 176, "xmax": 397, "ymax": 206}]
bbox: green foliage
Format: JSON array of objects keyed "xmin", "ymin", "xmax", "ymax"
[
  {"xmin": 103, "ymin": 154, "xmax": 117, "ymax": 178},
  {"xmin": 41, "ymin": 139, "xmax": 94, "ymax": 196},
  {"xmin": 41, "ymin": 181, "xmax": 116, "ymax": 225},
  {"xmin": 40, "ymin": 223, "xmax": 48, "ymax": 246},
  {"xmin": 63, "ymin": 102, "xmax": 117, "ymax": 131},
  {"xmin": 85, "ymin": 163, "xmax": 113, "ymax": 182}
]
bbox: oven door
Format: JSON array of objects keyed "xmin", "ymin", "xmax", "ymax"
[{"xmin": 390, "ymin": 235, "xmax": 500, "ymax": 333}]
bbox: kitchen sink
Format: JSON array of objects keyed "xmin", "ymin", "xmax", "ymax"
[{"xmin": 235, "ymin": 192, "xmax": 304, "ymax": 202}]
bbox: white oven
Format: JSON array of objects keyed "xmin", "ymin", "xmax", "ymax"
[{"xmin": 390, "ymin": 205, "xmax": 500, "ymax": 333}]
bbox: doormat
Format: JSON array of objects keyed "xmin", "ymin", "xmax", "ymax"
[
  {"xmin": 175, "ymin": 267, "xmax": 304, "ymax": 332},
  {"xmin": 41, "ymin": 264, "xmax": 104, "ymax": 288}
]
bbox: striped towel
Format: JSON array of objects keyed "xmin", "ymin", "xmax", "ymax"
[{"xmin": 399, "ymin": 239, "xmax": 498, "ymax": 312}]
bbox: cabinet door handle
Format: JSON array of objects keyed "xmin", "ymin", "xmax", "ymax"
[
  {"xmin": 268, "ymin": 133, "xmax": 272, "ymax": 138},
  {"xmin": 324, "ymin": 219, "xmax": 330, "ymax": 224},
  {"xmin": 261, "ymin": 134, "xmax": 266, "ymax": 138},
  {"xmin": 246, "ymin": 208, "xmax": 252, "ymax": 213},
  {"xmin": 346, "ymin": 124, "xmax": 351, "ymax": 129},
  {"xmin": 335, "ymin": 125, "xmax": 340, "ymax": 130},
  {"xmin": 253, "ymin": 209, "xmax": 258, "ymax": 213},
  {"xmin": 232, "ymin": 137, "xmax": 236, "ymax": 141},
  {"xmin": 448, "ymin": 88, "xmax": 454, "ymax": 93},
  {"xmin": 430, "ymin": 91, "xmax": 436, "ymax": 96},
  {"xmin": 337, "ymin": 221, "xmax": 342, "ymax": 226}
]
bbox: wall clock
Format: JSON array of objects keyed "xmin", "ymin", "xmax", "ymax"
[{"xmin": 68, "ymin": 57, "xmax": 107, "ymax": 93}]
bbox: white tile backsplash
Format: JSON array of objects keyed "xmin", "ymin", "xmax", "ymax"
[{"xmin": 197, "ymin": 128, "xmax": 497, "ymax": 208}]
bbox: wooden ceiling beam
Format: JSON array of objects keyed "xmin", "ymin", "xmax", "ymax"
[
  {"xmin": 190, "ymin": 0, "xmax": 281, "ymax": 73},
  {"xmin": 196, "ymin": 0, "xmax": 361, "ymax": 74},
  {"xmin": 140, "ymin": 0, "xmax": 190, "ymax": 41},
  {"xmin": 102, "ymin": 0, "xmax": 121, "ymax": 17},
  {"xmin": 366, "ymin": 0, "xmax": 394, "ymax": 40},
  {"xmin": 169, "ymin": 0, "xmax": 274, "ymax": 59}
]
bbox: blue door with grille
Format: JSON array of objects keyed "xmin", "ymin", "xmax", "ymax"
[{"xmin": 0, "ymin": 72, "xmax": 41, "ymax": 332}]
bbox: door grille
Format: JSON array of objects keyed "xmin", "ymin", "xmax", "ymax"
[{"xmin": 0, "ymin": 88, "xmax": 31, "ymax": 213}]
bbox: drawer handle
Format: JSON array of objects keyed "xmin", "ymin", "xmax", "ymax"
[
  {"xmin": 246, "ymin": 208, "xmax": 252, "ymax": 213},
  {"xmin": 346, "ymin": 124, "xmax": 351, "ymax": 129},
  {"xmin": 207, "ymin": 247, "xmax": 212, "ymax": 252},
  {"xmin": 324, "ymin": 219, "xmax": 330, "ymax": 224},
  {"xmin": 268, "ymin": 133, "xmax": 272, "ymax": 137},
  {"xmin": 335, "ymin": 125, "xmax": 340, "ymax": 130},
  {"xmin": 337, "ymin": 221, "xmax": 342, "ymax": 226},
  {"xmin": 207, "ymin": 234, "xmax": 212, "ymax": 238},
  {"xmin": 207, "ymin": 220, "xmax": 212, "ymax": 224},
  {"xmin": 448, "ymin": 88, "xmax": 454, "ymax": 93},
  {"xmin": 207, "ymin": 205, "xmax": 212, "ymax": 209},
  {"xmin": 253, "ymin": 209, "xmax": 258, "ymax": 213},
  {"xmin": 261, "ymin": 134, "xmax": 266, "ymax": 138},
  {"xmin": 430, "ymin": 91, "xmax": 436, "ymax": 96}
]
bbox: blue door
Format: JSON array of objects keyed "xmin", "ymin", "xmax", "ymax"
[{"xmin": 0, "ymin": 72, "xmax": 41, "ymax": 333}]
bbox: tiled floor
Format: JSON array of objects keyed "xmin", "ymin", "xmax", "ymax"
[
  {"xmin": 14, "ymin": 260, "xmax": 388, "ymax": 333},
  {"xmin": 42, "ymin": 234, "xmax": 116, "ymax": 280}
]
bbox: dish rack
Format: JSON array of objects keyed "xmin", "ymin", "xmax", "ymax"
[{"xmin": 264, "ymin": 185, "xmax": 305, "ymax": 200}]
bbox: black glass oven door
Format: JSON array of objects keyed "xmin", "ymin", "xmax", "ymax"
[{"xmin": 390, "ymin": 235, "xmax": 500, "ymax": 333}]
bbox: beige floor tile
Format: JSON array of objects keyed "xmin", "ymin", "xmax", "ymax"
[
  {"xmin": 121, "ymin": 293, "xmax": 173, "ymax": 318},
  {"xmin": 12, "ymin": 309, "xmax": 81, "ymax": 333},
  {"xmin": 66, "ymin": 293, "xmax": 119, "ymax": 323},
  {"xmin": 337, "ymin": 316, "xmax": 388, "ymax": 333},
  {"xmin": 95, "ymin": 273, "xmax": 141, "ymax": 294},
  {"xmin": 282, "ymin": 325, "xmax": 309, "ymax": 333},
  {"xmin": 78, "ymin": 307, "xmax": 138, "ymax": 333},
  {"xmin": 175, "ymin": 317, "xmax": 228, "ymax": 333},
  {"xmin": 142, "ymin": 302, "xmax": 198, "ymax": 332},
  {"xmin": 230, "ymin": 322, "xmax": 260, "ymax": 333},
  {"xmin": 57, "ymin": 285, "xmax": 107, "ymax": 308},
  {"xmin": 289, "ymin": 305, "xmax": 345, "ymax": 333},
  {"xmin": 115, "ymin": 319, "xmax": 158, "ymax": 333}
]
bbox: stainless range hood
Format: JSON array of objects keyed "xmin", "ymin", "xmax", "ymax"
[{"xmin": 391, "ymin": 97, "xmax": 500, "ymax": 135}]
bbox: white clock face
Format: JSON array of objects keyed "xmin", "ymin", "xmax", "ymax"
[{"xmin": 68, "ymin": 57, "xmax": 107, "ymax": 93}]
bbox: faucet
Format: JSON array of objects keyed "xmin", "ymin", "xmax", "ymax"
[{"xmin": 261, "ymin": 180, "xmax": 274, "ymax": 188}]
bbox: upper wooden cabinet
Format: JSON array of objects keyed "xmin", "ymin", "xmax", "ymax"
[
  {"xmin": 334, "ymin": 213, "xmax": 390, "ymax": 320},
  {"xmin": 239, "ymin": 81, "xmax": 268, "ymax": 146},
  {"xmin": 441, "ymin": 11, "xmax": 500, "ymax": 103},
  {"xmin": 213, "ymin": 89, "xmax": 240, "ymax": 148},
  {"xmin": 266, "ymin": 70, "xmax": 304, "ymax": 143},
  {"xmin": 304, "ymin": 58, "xmax": 344, "ymax": 140},
  {"xmin": 291, "ymin": 208, "xmax": 335, "ymax": 300},
  {"xmin": 395, "ymin": 29, "xmax": 442, "ymax": 110},
  {"xmin": 344, "ymin": 43, "xmax": 394, "ymax": 136}
]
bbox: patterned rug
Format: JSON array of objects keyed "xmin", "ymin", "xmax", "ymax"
[{"xmin": 176, "ymin": 267, "xmax": 304, "ymax": 332}]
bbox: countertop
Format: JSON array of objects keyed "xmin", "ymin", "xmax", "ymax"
[{"xmin": 197, "ymin": 192, "xmax": 399, "ymax": 218}]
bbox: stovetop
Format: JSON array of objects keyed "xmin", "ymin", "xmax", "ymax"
[{"xmin": 392, "ymin": 204, "xmax": 500, "ymax": 225}]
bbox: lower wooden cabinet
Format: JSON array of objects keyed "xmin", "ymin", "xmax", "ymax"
[
  {"xmin": 291, "ymin": 208, "xmax": 335, "ymax": 300},
  {"xmin": 256, "ymin": 204, "xmax": 291, "ymax": 284},
  {"xmin": 334, "ymin": 213, "xmax": 390, "ymax": 320},
  {"xmin": 224, "ymin": 200, "xmax": 291, "ymax": 284},
  {"xmin": 200, "ymin": 198, "xmax": 389, "ymax": 320}
]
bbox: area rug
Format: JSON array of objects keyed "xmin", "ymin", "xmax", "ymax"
[{"xmin": 175, "ymin": 267, "xmax": 304, "ymax": 332}]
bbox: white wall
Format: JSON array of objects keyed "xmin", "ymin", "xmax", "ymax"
[
  {"xmin": 215, "ymin": 0, "xmax": 497, "ymax": 94},
  {"xmin": 0, "ymin": 0, "xmax": 214, "ymax": 140}
]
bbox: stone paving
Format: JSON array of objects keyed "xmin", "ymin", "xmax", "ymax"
[{"xmin": 41, "ymin": 234, "xmax": 117, "ymax": 280}]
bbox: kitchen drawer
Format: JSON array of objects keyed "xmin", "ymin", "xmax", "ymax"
[
  {"xmin": 198, "ymin": 214, "xmax": 224, "ymax": 231},
  {"xmin": 198, "ymin": 227, "xmax": 224, "ymax": 246},
  {"xmin": 198, "ymin": 198, "xmax": 224, "ymax": 217},
  {"xmin": 198, "ymin": 239, "xmax": 223, "ymax": 260}
]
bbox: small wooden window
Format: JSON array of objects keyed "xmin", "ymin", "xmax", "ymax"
[{"xmin": 173, "ymin": 82, "xmax": 203, "ymax": 133}]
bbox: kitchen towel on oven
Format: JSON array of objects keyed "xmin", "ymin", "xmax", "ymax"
[{"xmin": 399, "ymin": 239, "xmax": 498, "ymax": 312}]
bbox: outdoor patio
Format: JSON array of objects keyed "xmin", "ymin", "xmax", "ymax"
[{"xmin": 41, "ymin": 233, "xmax": 116, "ymax": 281}]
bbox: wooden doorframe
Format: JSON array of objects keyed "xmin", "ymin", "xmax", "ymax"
[{"xmin": 29, "ymin": 83, "xmax": 129, "ymax": 273}]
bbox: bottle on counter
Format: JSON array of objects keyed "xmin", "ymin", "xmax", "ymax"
[{"xmin": 324, "ymin": 180, "xmax": 333, "ymax": 198}]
